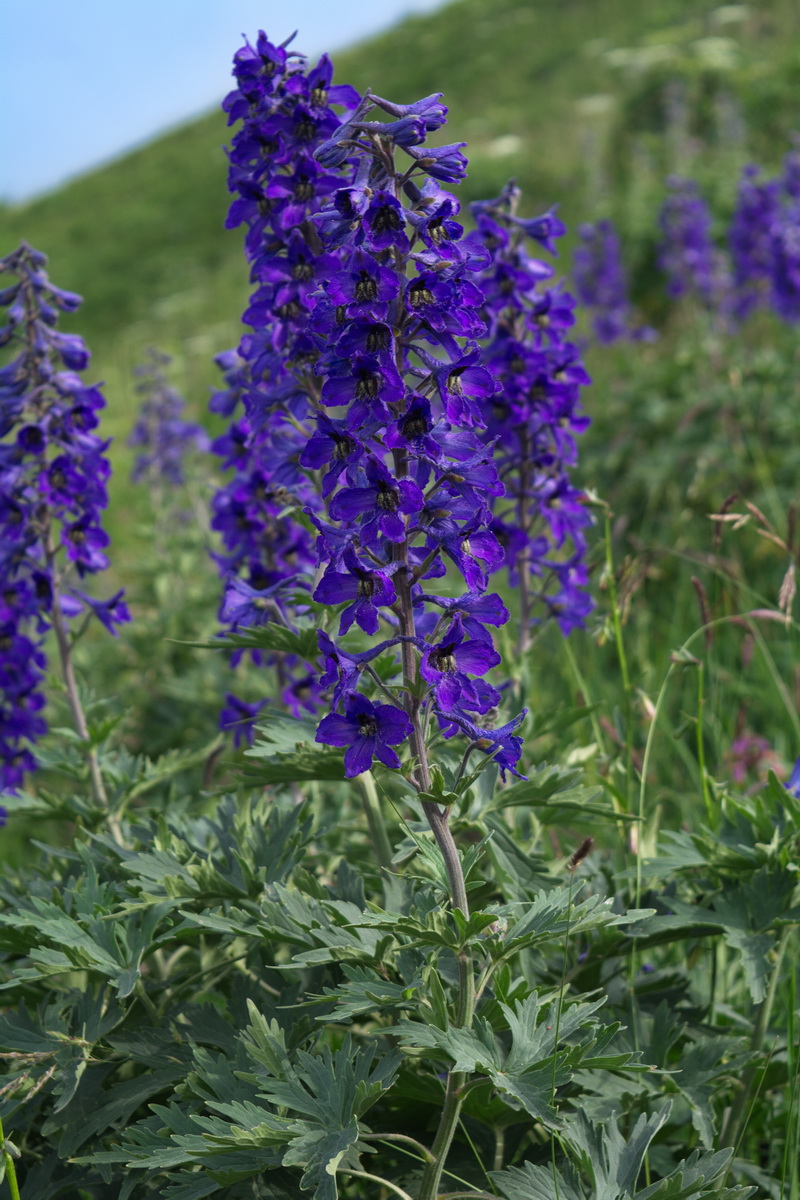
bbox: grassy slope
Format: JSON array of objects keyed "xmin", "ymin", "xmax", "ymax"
[{"xmin": 0, "ymin": 0, "xmax": 797, "ymax": 556}]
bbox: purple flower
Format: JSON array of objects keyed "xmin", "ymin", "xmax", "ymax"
[
  {"xmin": 401, "ymin": 142, "xmax": 468, "ymax": 183},
  {"xmin": 728, "ymin": 166, "xmax": 780, "ymax": 320},
  {"xmin": 220, "ymin": 693, "xmax": 268, "ymax": 748},
  {"xmin": 419, "ymin": 615, "xmax": 501, "ymax": 713},
  {"xmin": 573, "ymin": 220, "xmax": 643, "ymax": 344},
  {"xmin": 329, "ymin": 458, "xmax": 424, "ymax": 545},
  {"xmin": 313, "ymin": 547, "xmax": 397, "ymax": 635},
  {"xmin": 658, "ymin": 178, "xmax": 731, "ymax": 313},
  {"xmin": 439, "ymin": 708, "xmax": 528, "ymax": 780},
  {"xmin": 68, "ymin": 588, "xmax": 131, "ymax": 635},
  {"xmin": 220, "ymin": 575, "xmax": 300, "ymax": 629},
  {"xmin": 128, "ymin": 348, "xmax": 210, "ymax": 485},
  {"xmin": 316, "ymin": 691, "xmax": 412, "ymax": 777},
  {"xmin": 784, "ymin": 756, "xmax": 800, "ymax": 798},
  {"xmin": 0, "ymin": 243, "xmax": 128, "ymax": 789}
]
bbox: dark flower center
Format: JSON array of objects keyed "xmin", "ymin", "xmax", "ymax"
[
  {"xmin": 409, "ymin": 282, "xmax": 435, "ymax": 308},
  {"xmin": 376, "ymin": 484, "xmax": 399, "ymax": 511},
  {"xmin": 354, "ymin": 272, "xmax": 378, "ymax": 303},
  {"xmin": 372, "ymin": 205, "xmax": 402, "ymax": 234},
  {"xmin": 69, "ymin": 529, "xmax": 86, "ymax": 544},
  {"xmin": 366, "ymin": 326, "xmax": 390, "ymax": 353},
  {"xmin": 310, "ymin": 86, "xmax": 328, "ymax": 108},
  {"xmin": 431, "ymin": 643, "xmax": 458, "ymax": 673},
  {"xmin": 355, "ymin": 372, "xmax": 379, "ymax": 399},
  {"xmin": 401, "ymin": 412, "xmax": 428, "ymax": 439},
  {"xmin": 428, "ymin": 219, "xmax": 449, "ymax": 244},
  {"xmin": 277, "ymin": 301, "xmax": 301, "ymax": 319},
  {"xmin": 357, "ymin": 577, "xmax": 377, "ymax": 598},
  {"xmin": 358, "ymin": 714, "xmax": 379, "ymax": 737},
  {"xmin": 332, "ymin": 436, "xmax": 355, "ymax": 460},
  {"xmin": 292, "ymin": 260, "xmax": 314, "ymax": 281},
  {"xmin": 446, "ymin": 369, "xmax": 464, "ymax": 394},
  {"xmin": 295, "ymin": 119, "xmax": 316, "ymax": 141},
  {"xmin": 293, "ymin": 178, "xmax": 315, "ymax": 201}
]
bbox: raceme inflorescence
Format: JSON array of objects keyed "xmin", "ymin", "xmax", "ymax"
[
  {"xmin": 211, "ymin": 33, "xmax": 593, "ymax": 795},
  {"xmin": 0, "ymin": 244, "xmax": 129, "ymax": 792}
]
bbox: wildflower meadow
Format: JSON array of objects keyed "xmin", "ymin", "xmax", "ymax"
[{"xmin": 0, "ymin": 5, "xmax": 799, "ymax": 1199}]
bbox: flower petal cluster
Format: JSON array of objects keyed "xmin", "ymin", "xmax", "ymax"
[
  {"xmin": 210, "ymin": 37, "xmax": 362, "ymax": 729},
  {"xmin": 128, "ymin": 348, "xmax": 209, "ymax": 485},
  {"xmin": 467, "ymin": 184, "xmax": 594, "ymax": 638},
  {"xmin": 214, "ymin": 36, "xmax": 527, "ymax": 779},
  {"xmin": 0, "ymin": 243, "xmax": 129, "ymax": 790},
  {"xmin": 657, "ymin": 177, "xmax": 731, "ymax": 310},
  {"xmin": 573, "ymin": 220, "xmax": 653, "ymax": 344}
]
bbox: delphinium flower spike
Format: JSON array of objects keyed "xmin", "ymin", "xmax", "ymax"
[
  {"xmin": 468, "ymin": 183, "xmax": 594, "ymax": 651},
  {"xmin": 728, "ymin": 165, "xmax": 780, "ymax": 321},
  {"xmin": 657, "ymin": 176, "xmax": 731, "ymax": 317},
  {"xmin": 217, "ymin": 30, "xmax": 532, "ymax": 914},
  {"xmin": 0, "ymin": 243, "xmax": 129, "ymax": 798},
  {"xmin": 770, "ymin": 197, "xmax": 800, "ymax": 322},
  {"xmin": 573, "ymin": 219, "xmax": 653, "ymax": 344},
  {"xmin": 304, "ymin": 92, "xmax": 531, "ymax": 808},
  {"xmin": 128, "ymin": 348, "xmax": 209, "ymax": 487},
  {"xmin": 210, "ymin": 35, "xmax": 362, "ymax": 728}
]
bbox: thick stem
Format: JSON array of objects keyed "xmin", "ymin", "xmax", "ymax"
[
  {"xmin": 391, "ymin": 488, "xmax": 474, "ymax": 1200},
  {"xmin": 416, "ymin": 1071, "xmax": 467, "ymax": 1200}
]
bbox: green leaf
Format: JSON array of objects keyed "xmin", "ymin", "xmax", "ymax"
[{"xmin": 186, "ymin": 624, "xmax": 320, "ymax": 661}]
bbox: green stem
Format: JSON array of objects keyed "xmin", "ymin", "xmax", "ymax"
[
  {"xmin": 48, "ymin": 552, "xmax": 122, "ymax": 842},
  {"xmin": 417, "ymin": 1070, "xmax": 468, "ymax": 1200},
  {"xmin": 695, "ymin": 662, "xmax": 713, "ymax": 824},
  {"xmin": 493, "ymin": 1126, "xmax": 505, "ymax": 1174},
  {"xmin": 342, "ymin": 1169, "xmax": 415, "ymax": 1200},
  {"xmin": 356, "ymin": 770, "xmax": 395, "ymax": 872},
  {"xmin": 356, "ymin": 771, "xmax": 402, "ymax": 909},
  {"xmin": 362, "ymin": 1133, "xmax": 435, "ymax": 1163},
  {"xmin": 721, "ymin": 927, "xmax": 791, "ymax": 1161},
  {"xmin": 0, "ymin": 1115, "xmax": 21, "ymax": 1200},
  {"xmin": 603, "ymin": 512, "xmax": 633, "ymax": 814}
]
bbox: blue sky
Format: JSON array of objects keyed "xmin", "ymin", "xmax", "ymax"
[{"xmin": 0, "ymin": 0, "xmax": 449, "ymax": 204}]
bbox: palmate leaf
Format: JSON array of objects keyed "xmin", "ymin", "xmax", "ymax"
[
  {"xmin": 238, "ymin": 744, "xmax": 346, "ymax": 784},
  {"xmin": 0, "ymin": 890, "xmax": 176, "ymax": 998},
  {"xmin": 668, "ymin": 1034, "xmax": 754, "ymax": 1148},
  {"xmin": 632, "ymin": 866, "xmax": 795, "ymax": 1002},
  {"xmin": 187, "ymin": 623, "xmax": 320, "ymax": 661},
  {"xmin": 198, "ymin": 1031, "xmax": 403, "ymax": 1200},
  {"xmin": 118, "ymin": 798, "xmax": 310, "ymax": 904},
  {"xmin": 241, "ymin": 710, "xmax": 346, "ymax": 785},
  {"xmin": 308, "ymin": 965, "xmax": 424, "ymax": 1022},
  {"xmin": 391, "ymin": 992, "xmax": 633, "ymax": 1128},
  {"xmin": 501, "ymin": 883, "xmax": 653, "ymax": 956},
  {"xmin": 484, "ymin": 761, "xmax": 621, "ymax": 822},
  {"xmin": 493, "ymin": 1107, "xmax": 671, "ymax": 1200}
]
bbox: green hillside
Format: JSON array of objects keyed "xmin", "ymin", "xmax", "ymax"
[{"xmin": 1, "ymin": 0, "xmax": 799, "ymax": 556}]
